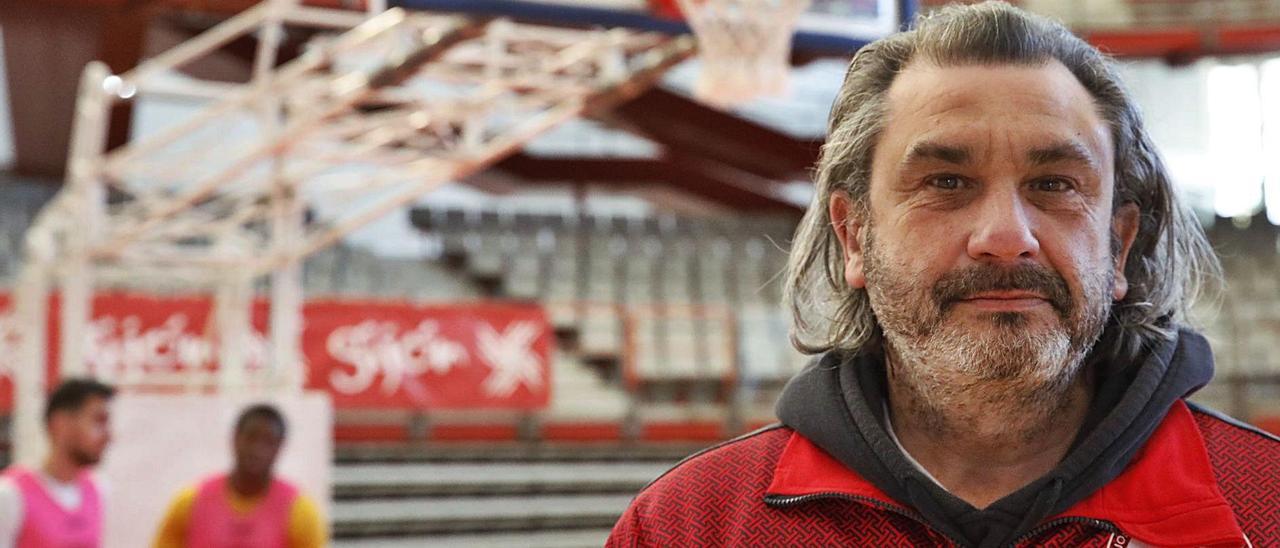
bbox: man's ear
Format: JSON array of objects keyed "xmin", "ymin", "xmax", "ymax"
[
  {"xmin": 829, "ymin": 192, "xmax": 867, "ymax": 289},
  {"xmin": 1111, "ymin": 202, "xmax": 1140, "ymax": 301}
]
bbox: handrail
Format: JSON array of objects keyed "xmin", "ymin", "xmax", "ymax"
[{"xmin": 922, "ymin": 0, "xmax": 1280, "ymax": 28}]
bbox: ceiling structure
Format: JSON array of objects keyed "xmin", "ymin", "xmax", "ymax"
[{"xmin": 8, "ymin": 0, "xmax": 702, "ymax": 464}]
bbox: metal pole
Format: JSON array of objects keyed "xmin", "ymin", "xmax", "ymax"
[
  {"xmin": 60, "ymin": 61, "xmax": 114, "ymax": 380},
  {"xmin": 215, "ymin": 272, "xmax": 254, "ymax": 393},
  {"xmin": 254, "ymin": 0, "xmax": 294, "ymax": 87},
  {"xmin": 269, "ymin": 180, "xmax": 306, "ymax": 392},
  {"xmin": 257, "ymin": 0, "xmax": 307, "ymax": 393},
  {"xmin": 13, "ymin": 263, "xmax": 51, "ymax": 466}
]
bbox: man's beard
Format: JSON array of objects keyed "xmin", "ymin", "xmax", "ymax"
[{"xmin": 863, "ymin": 229, "xmax": 1115, "ymax": 433}]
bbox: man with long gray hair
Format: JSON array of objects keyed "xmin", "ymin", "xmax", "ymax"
[{"xmin": 608, "ymin": 2, "xmax": 1278, "ymax": 546}]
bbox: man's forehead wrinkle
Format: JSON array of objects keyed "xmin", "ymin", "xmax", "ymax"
[
  {"xmin": 898, "ymin": 133, "xmax": 1102, "ymax": 171},
  {"xmin": 1027, "ymin": 141, "xmax": 1099, "ymax": 169}
]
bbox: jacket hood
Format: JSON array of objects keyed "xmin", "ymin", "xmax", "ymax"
[{"xmin": 775, "ymin": 328, "xmax": 1218, "ymax": 547}]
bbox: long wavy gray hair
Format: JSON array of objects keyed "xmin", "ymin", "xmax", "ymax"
[{"xmin": 784, "ymin": 1, "xmax": 1221, "ymax": 365}]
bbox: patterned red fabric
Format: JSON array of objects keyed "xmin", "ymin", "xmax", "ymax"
[
  {"xmin": 1019, "ymin": 523, "xmax": 1122, "ymax": 548},
  {"xmin": 608, "ymin": 427, "xmax": 952, "ymax": 546},
  {"xmin": 1192, "ymin": 408, "xmax": 1280, "ymax": 545},
  {"xmin": 608, "ymin": 402, "xmax": 1276, "ymax": 547}
]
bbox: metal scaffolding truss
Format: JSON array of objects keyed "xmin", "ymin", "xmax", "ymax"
[{"xmin": 12, "ymin": 0, "xmax": 693, "ymax": 463}]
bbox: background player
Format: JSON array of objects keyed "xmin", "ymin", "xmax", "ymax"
[
  {"xmin": 0, "ymin": 378, "xmax": 115, "ymax": 547},
  {"xmin": 152, "ymin": 403, "xmax": 326, "ymax": 548}
]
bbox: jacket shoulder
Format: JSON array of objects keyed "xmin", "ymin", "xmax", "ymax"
[
  {"xmin": 639, "ymin": 424, "xmax": 792, "ymax": 500},
  {"xmin": 1186, "ymin": 401, "xmax": 1280, "ymax": 540},
  {"xmin": 1187, "ymin": 399, "xmax": 1280, "ymax": 450},
  {"xmin": 607, "ymin": 425, "xmax": 793, "ymax": 546}
]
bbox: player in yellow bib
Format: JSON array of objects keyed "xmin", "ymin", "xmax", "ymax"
[{"xmin": 152, "ymin": 404, "xmax": 326, "ymax": 548}]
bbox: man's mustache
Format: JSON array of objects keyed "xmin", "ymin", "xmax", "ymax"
[{"xmin": 932, "ymin": 263, "xmax": 1072, "ymax": 315}]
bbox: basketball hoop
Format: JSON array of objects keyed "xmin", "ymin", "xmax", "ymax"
[{"xmin": 674, "ymin": 0, "xmax": 811, "ymax": 107}]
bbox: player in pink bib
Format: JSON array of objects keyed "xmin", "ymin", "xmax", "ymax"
[
  {"xmin": 152, "ymin": 404, "xmax": 325, "ymax": 548},
  {"xmin": 3, "ymin": 466, "xmax": 102, "ymax": 547},
  {"xmin": 0, "ymin": 378, "xmax": 115, "ymax": 548},
  {"xmin": 185, "ymin": 473, "xmax": 298, "ymax": 548}
]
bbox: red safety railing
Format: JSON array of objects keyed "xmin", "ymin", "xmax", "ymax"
[{"xmin": 919, "ymin": 0, "xmax": 1280, "ymax": 57}]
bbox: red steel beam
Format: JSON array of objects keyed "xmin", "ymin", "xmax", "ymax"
[
  {"xmin": 1217, "ymin": 25, "xmax": 1280, "ymax": 55},
  {"xmin": 605, "ymin": 87, "xmax": 820, "ymax": 181},
  {"xmin": 1083, "ymin": 27, "xmax": 1203, "ymax": 59}
]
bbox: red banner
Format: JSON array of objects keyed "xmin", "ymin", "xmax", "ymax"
[
  {"xmin": 0, "ymin": 294, "xmax": 552, "ymax": 411},
  {"xmin": 303, "ymin": 300, "xmax": 551, "ymax": 409}
]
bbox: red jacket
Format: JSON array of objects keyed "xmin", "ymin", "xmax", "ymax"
[{"xmin": 608, "ymin": 401, "xmax": 1278, "ymax": 547}]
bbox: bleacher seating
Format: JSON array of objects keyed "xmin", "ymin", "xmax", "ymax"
[
  {"xmin": 409, "ymin": 205, "xmax": 809, "ymax": 407},
  {"xmin": 330, "ymin": 441, "xmax": 698, "ymax": 546},
  {"xmin": 0, "ymin": 178, "xmax": 56, "ymax": 281}
]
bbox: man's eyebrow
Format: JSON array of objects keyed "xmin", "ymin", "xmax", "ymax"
[
  {"xmin": 901, "ymin": 141, "xmax": 973, "ymax": 167},
  {"xmin": 1027, "ymin": 141, "xmax": 1098, "ymax": 168}
]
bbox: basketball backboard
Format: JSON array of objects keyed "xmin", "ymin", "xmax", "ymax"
[{"xmin": 390, "ymin": 0, "xmax": 913, "ymax": 58}]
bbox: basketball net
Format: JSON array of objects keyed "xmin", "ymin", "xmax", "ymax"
[{"xmin": 675, "ymin": 0, "xmax": 811, "ymax": 107}]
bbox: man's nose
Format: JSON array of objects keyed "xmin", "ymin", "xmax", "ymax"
[{"xmin": 966, "ymin": 187, "xmax": 1041, "ymax": 262}]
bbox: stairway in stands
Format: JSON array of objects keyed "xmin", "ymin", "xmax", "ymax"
[{"xmin": 330, "ymin": 441, "xmax": 697, "ymax": 546}]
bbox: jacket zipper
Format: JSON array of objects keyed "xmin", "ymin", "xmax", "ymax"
[
  {"xmin": 1009, "ymin": 516, "xmax": 1118, "ymax": 546},
  {"xmin": 766, "ymin": 493, "xmax": 1119, "ymax": 547},
  {"xmin": 764, "ymin": 492, "xmax": 966, "ymax": 547}
]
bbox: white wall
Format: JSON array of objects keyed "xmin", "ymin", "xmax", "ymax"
[{"xmin": 99, "ymin": 392, "xmax": 333, "ymax": 548}]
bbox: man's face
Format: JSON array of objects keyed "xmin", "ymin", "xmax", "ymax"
[
  {"xmin": 234, "ymin": 416, "xmax": 284, "ymax": 480},
  {"xmin": 50, "ymin": 396, "xmax": 113, "ymax": 467},
  {"xmin": 831, "ymin": 60, "xmax": 1139, "ymax": 395}
]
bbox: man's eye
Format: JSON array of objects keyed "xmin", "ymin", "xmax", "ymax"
[
  {"xmin": 927, "ymin": 175, "xmax": 966, "ymax": 190},
  {"xmin": 1032, "ymin": 177, "xmax": 1074, "ymax": 192}
]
